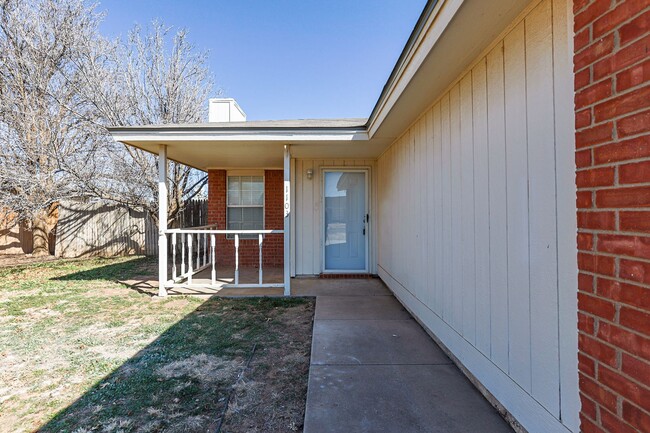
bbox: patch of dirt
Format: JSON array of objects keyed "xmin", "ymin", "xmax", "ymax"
[
  {"xmin": 0, "ymin": 414, "xmax": 22, "ymax": 433},
  {"xmin": 0, "ymin": 254, "xmax": 58, "ymax": 268},
  {"xmin": 22, "ymin": 307, "xmax": 62, "ymax": 319},
  {"xmin": 163, "ymin": 299, "xmax": 190, "ymax": 309},
  {"xmin": 83, "ymin": 287, "xmax": 129, "ymax": 298},
  {"xmin": 220, "ymin": 301, "xmax": 314, "ymax": 433}
]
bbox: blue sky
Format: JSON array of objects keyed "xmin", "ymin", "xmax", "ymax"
[{"xmin": 97, "ymin": 1, "xmax": 426, "ymax": 121}]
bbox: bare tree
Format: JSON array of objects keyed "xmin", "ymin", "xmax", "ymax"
[
  {"xmin": 0, "ymin": 2, "xmax": 214, "ymax": 256},
  {"xmin": 81, "ymin": 22, "xmax": 214, "ymax": 228},
  {"xmin": 0, "ymin": 0, "xmax": 105, "ymax": 255}
]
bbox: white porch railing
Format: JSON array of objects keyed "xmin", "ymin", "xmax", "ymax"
[
  {"xmin": 155, "ymin": 144, "xmax": 292, "ymax": 298},
  {"xmin": 160, "ymin": 225, "xmax": 285, "ymax": 294}
]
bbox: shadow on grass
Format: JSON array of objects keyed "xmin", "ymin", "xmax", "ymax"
[
  {"xmin": 36, "ymin": 295, "xmax": 309, "ymax": 433},
  {"xmin": 51, "ymin": 256, "xmax": 155, "ymax": 283}
]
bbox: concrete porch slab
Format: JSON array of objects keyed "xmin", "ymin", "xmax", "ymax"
[
  {"xmin": 314, "ymin": 295, "xmax": 411, "ymax": 320},
  {"xmin": 304, "ymin": 364, "xmax": 512, "ymax": 433},
  {"xmin": 292, "ymin": 278, "xmax": 392, "ymax": 297},
  {"xmin": 311, "ymin": 319, "xmax": 451, "ymax": 365},
  {"xmin": 120, "ymin": 265, "xmax": 286, "ymax": 298}
]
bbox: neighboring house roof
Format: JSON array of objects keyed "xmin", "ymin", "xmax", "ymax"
[{"xmin": 108, "ymin": 0, "xmax": 533, "ymax": 170}]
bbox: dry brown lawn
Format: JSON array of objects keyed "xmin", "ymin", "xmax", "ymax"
[{"xmin": 0, "ymin": 256, "xmax": 313, "ymax": 433}]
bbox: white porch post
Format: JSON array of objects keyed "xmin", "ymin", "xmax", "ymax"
[
  {"xmin": 158, "ymin": 144, "xmax": 168, "ymax": 297},
  {"xmin": 283, "ymin": 144, "xmax": 291, "ymax": 296}
]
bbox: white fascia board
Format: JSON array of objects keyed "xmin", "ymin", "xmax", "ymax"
[
  {"xmin": 109, "ymin": 128, "xmax": 369, "ymax": 143},
  {"xmin": 367, "ymin": 0, "xmax": 463, "ymax": 138}
]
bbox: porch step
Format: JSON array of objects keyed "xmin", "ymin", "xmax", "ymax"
[{"xmin": 318, "ymin": 273, "xmax": 377, "ymax": 279}]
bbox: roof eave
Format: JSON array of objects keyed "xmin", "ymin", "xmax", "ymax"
[{"xmin": 107, "ymin": 126, "xmax": 370, "ymax": 143}]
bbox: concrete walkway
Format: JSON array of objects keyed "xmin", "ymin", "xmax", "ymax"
[{"xmin": 299, "ymin": 279, "xmax": 513, "ymax": 433}]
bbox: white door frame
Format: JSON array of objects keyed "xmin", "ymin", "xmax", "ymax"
[{"xmin": 321, "ymin": 167, "xmax": 370, "ymax": 273}]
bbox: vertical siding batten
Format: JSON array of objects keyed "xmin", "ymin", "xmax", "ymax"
[
  {"xmin": 410, "ymin": 130, "xmax": 416, "ymax": 292},
  {"xmin": 441, "ymin": 94, "xmax": 453, "ymax": 322},
  {"xmin": 503, "ymin": 20, "xmax": 532, "ymax": 392},
  {"xmin": 296, "ymin": 159, "xmax": 304, "ymax": 275},
  {"xmin": 419, "ymin": 118, "xmax": 428, "ymax": 306},
  {"xmin": 460, "ymin": 73, "xmax": 477, "ymax": 344},
  {"xmin": 425, "ymin": 110, "xmax": 436, "ymax": 309},
  {"xmin": 292, "ymin": 158, "xmax": 297, "ymax": 276},
  {"xmin": 433, "ymin": 103, "xmax": 444, "ymax": 316},
  {"xmin": 472, "ymin": 57, "xmax": 491, "ymax": 357},
  {"xmin": 487, "ymin": 41, "xmax": 510, "ymax": 372},
  {"xmin": 304, "ymin": 160, "xmax": 315, "ymax": 275},
  {"xmin": 525, "ymin": 0, "xmax": 560, "ymax": 415},
  {"xmin": 450, "ymin": 85, "xmax": 463, "ymax": 331}
]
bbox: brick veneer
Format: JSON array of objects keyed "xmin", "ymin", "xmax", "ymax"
[
  {"xmin": 207, "ymin": 169, "xmax": 283, "ymax": 267},
  {"xmin": 574, "ymin": 1, "xmax": 650, "ymax": 432}
]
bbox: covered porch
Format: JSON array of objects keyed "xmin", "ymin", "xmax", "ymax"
[
  {"xmin": 155, "ymin": 144, "xmax": 292, "ymax": 297},
  {"xmin": 109, "ymin": 115, "xmax": 383, "ymax": 297}
]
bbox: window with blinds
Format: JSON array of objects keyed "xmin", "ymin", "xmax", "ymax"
[{"xmin": 227, "ymin": 175, "xmax": 264, "ymax": 238}]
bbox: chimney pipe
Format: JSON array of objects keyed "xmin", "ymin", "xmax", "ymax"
[{"xmin": 208, "ymin": 98, "xmax": 247, "ymax": 122}]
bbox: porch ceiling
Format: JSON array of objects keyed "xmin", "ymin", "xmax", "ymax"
[{"xmin": 108, "ymin": 119, "xmax": 393, "ymax": 170}]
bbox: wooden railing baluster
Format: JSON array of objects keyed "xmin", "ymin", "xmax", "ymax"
[
  {"xmin": 161, "ymin": 227, "xmax": 284, "ymax": 290},
  {"xmin": 259, "ymin": 234, "xmax": 263, "ymax": 285},
  {"xmin": 211, "ymin": 233, "xmax": 216, "ymax": 285},
  {"xmin": 203, "ymin": 233, "xmax": 206, "ymax": 267},
  {"xmin": 187, "ymin": 234, "xmax": 193, "ymax": 285},
  {"xmin": 172, "ymin": 232, "xmax": 177, "ymax": 280},
  {"xmin": 181, "ymin": 233, "xmax": 186, "ymax": 276},
  {"xmin": 234, "ymin": 234, "xmax": 240, "ymax": 285}
]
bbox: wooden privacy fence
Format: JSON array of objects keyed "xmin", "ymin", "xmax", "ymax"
[
  {"xmin": 174, "ymin": 199, "xmax": 208, "ymax": 228},
  {"xmin": 55, "ymin": 199, "xmax": 207, "ymax": 258},
  {"xmin": 56, "ymin": 200, "xmax": 157, "ymax": 257}
]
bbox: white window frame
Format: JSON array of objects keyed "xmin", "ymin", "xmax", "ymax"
[{"xmin": 226, "ymin": 170, "xmax": 265, "ymax": 239}]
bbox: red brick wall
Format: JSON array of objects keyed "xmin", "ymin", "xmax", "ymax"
[
  {"xmin": 574, "ymin": 1, "xmax": 650, "ymax": 432},
  {"xmin": 207, "ymin": 169, "xmax": 284, "ymax": 267}
]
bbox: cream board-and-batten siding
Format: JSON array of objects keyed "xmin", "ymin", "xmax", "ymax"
[
  {"xmin": 292, "ymin": 159, "xmax": 378, "ymax": 276},
  {"xmin": 377, "ymin": 0, "xmax": 578, "ymax": 432}
]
